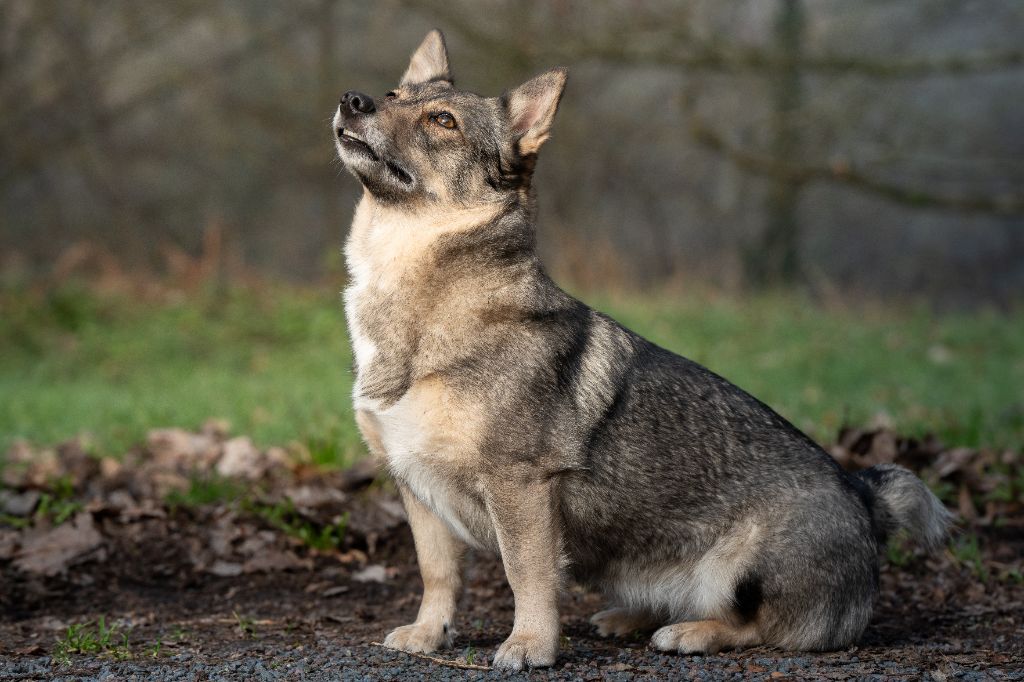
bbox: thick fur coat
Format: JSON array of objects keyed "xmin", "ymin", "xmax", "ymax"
[{"xmin": 332, "ymin": 30, "xmax": 952, "ymax": 671}]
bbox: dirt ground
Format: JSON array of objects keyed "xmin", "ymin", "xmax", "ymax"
[{"xmin": 1, "ymin": 427, "xmax": 1022, "ymax": 680}]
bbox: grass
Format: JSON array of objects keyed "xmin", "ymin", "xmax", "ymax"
[
  {"xmin": 246, "ymin": 498, "xmax": 349, "ymax": 551},
  {"xmin": 1, "ymin": 281, "xmax": 1022, "ymax": 463},
  {"xmin": 162, "ymin": 475, "xmax": 349, "ymax": 551},
  {"xmin": 53, "ymin": 616, "xmax": 132, "ymax": 664},
  {"xmin": 950, "ymin": 531, "xmax": 988, "ymax": 583},
  {"xmin": 1, "ymin": 474, "xmax": 82, "ymax": 528},
  {"xmin": 233, "ymin": 611, "xmax": 257, "ymax": 639},
  {"xmin": 164, "ymin": 476, "xmax": 247, "ymax": 511}
]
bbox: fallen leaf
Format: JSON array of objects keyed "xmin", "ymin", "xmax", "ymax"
[
  {"xmin": 336, "ymin": 548, "xmax": 368, "ymax": 565},
  {"xmin": 201, "ymin": 418, "xmax": 231, "ymax": 440},
  {"xmin": 284, "ymin": 485, "xmax": 347, "ymax": 509},
  {"xmin": 147, "ymin": 428, "xmax": 219, "ymax": 470},
  {"xmin": 0, "ymin": 489, "xmax": 40, "ymax": 516},
  {"xmin": 322, "ymin": 585, "xmax": 350, "ymax": 597},
  {"xmin": 2, "ymin": 441, "xmax": 61, "ymax": 488},
  {"xmin": 0, "ymin": 529, "xmax": 20, "ymax": 560},
  {"xmin": 99, "ymin": 456, "xmax": 123, "ymax": 479},
  {"xmin": 208, "ymin": 560, "xmax": 243, "ymax": 577},
  {"xmin": 352, "ymin": 564, "xmax": 389, "ymax": 583},
  {"xmin": 208, "ymin": 513, "xmax": 241, "ymax": 557},
  {"xmin": 216, "ymin": 437, "xmax": 264, "ymax": 479},
  {"xmin": 934, "ymin": 448, "xmax": 975, "ymax": 478},
  {"xmin": 13, "ymin": 512, "xmax": 103, "ymax": 576},
  {"xmin": 243, "ymin": 549, "xmax": 312, "ymax": 573}
]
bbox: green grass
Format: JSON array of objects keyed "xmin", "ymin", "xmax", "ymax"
[
  {"xmin": 53, "ymin": 616, "xmax": 132, "ymax": 664},
  {"xmin": 246, "ymin": 497, "xmax": 349, "ymax": 551},
  {"xmin": 950, "ymin": 531, "xmax": 989, "ymax": 582},
  {"xmin": 164, "ymin": 475, "xmax": 247, "ymax": 510},
  {"xmin": 1, "ymin": 282, "xmax": 359, "ymax": 461},
  {"xmin": 1, "ymin": 282, "xmax": 1022, "ymax": 462}
]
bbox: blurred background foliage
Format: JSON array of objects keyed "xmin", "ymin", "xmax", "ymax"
[
  {"xmin": 1, "ymin": 0, "xmax": 1023, "ymax": 459},
  {"xmin": 3, "ymin": 0, "xmax": 1023, "ymax": 301}
]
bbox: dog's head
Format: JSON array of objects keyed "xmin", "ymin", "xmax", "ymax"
[{"xmin": 333, "ymin": 30, "xmax": 566, "ymax": 206}]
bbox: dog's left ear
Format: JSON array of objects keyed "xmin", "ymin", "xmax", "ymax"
[
  {"xmin": 505, "ymin": 68, "xmax": 568, "ymax": 156},
  {"xmin": 400, "ymin": 29, "xmax": 451, "ymax": 86}
]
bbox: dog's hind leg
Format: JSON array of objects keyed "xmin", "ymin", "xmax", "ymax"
[
  {"xmin": 651, "ymin": 620, "xmax": 761, "ymax": 655},
  {"xmin": 590, "ymin": 607, "xmax": 662, "ymax": 637}
]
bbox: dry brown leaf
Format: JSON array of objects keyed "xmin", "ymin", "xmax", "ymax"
[
  {"xmin": 352, "ymin": 564, "xmax": 389, "ymax": 583},
  {"xmin": 208, "ymin": 560, "xmax": 243, "ymax": 577},
  {"xmin": 216, "ymin": 436, "xmax": 264, "ymax": 479},
  {"xmin": 934, "ymin": 448, "xmax": 976, "ymax": 478},
  {"xmin": 13, "ymin": 512, "xmax": 103, "ymax": 576},
  {"xmin": 0, "ymin": 489, "xmax": 40, "ymax": 516},
  {"xmin": 284, "ymin": 485, "xmax": 347, "ymax": 509},
  {"xmin": 0, "ymin": 528, "xmax": 20, "ymax": 560},
  {"xmin": 147, "ymin": 428, "xmax": 219, "ymax": 470},
  {"xmin": 243, "ymin": 549, "xmax": 312, "ymax": 573}
]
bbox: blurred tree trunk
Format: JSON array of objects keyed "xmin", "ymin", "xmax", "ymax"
[{"xmin": 745, "ymin": 0, "xmax": 806, "ymax": 286}]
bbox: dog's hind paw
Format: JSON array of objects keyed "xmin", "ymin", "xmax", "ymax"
[
  {"xmin": 492, "ymin": 632, "xmax": 557, "ymax": 671},
  {"xmin": 382, "ymin": 621, "xmax": 451, "ymax": 654},
  {"xmin": 590, "ymin": 607, "xmax": 660, "ymax": 637},
  {"xmin": 651, "ymin": 620, "xmax": 760, "ymax": 655}
]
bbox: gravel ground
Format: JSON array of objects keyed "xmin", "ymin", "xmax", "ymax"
[
  {"xmin": 2, "ymin": 429, "xmax": 1022, "ymax": 680},
  {"xmin": 2, "ymin": 537, "xmax": 1022, "ymax": 681},
  {"xmin": 2, "ymin": 647, "xmax": 1017, "ymax": 682}
]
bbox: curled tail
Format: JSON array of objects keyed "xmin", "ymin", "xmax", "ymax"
[{"xmin": 855, "ymin": 464, "xmax": 953, "ymax": 552}]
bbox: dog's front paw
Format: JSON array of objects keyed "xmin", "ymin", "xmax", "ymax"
[
  {"xmin": 492, "ymin": 632, "xmax": 558, "ymax": 671},
  {"xmin": 590, "ymin": 607, "xmax": 658, "ymax": 637},
  {"xmin": 383, "ymin": 621, "xmax": 451, "ymax": 654}
]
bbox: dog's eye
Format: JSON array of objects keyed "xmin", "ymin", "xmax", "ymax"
[
  {"xmin": 433, "ymin": 112, "xmax": 456, "ymax": 129},
  {"xmin": 385, "ymin": 91, "xmax": 397, "ymax": 99}
]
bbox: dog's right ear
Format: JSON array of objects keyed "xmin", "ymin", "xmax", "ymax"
[{"xmin": 400, "ymin": 29, "xmax": 451, "ymax": 86}]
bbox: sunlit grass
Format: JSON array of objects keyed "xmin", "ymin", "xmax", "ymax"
[{"xmin": 1, "ymin": 282, "xmax": 1021, "ymax": 463}]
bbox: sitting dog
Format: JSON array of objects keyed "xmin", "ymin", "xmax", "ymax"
[{"xmin": 332, "ymin": 30, "xmax": 951, "ymax": 670}]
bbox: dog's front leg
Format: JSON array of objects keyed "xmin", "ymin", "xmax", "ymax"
[
  {"xmin": 483, "ymin": 472, "xmax": 562, "ymax": 671},
  {"xmin": 383, "ymin": 483, "xmax": 466, "ymax": 654}
]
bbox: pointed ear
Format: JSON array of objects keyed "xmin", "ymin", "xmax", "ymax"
[
  {"xmin": 505, "ymin": 68, "xmax": 568, "ymax": 156},
  {"xmin": 400, "ymin": 29, "xmax": 451, "ymax": 86}
]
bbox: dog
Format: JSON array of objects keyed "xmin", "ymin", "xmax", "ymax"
[{"xmin": 332, "ymin": 30, "xmax": 952, "ymax": 671}]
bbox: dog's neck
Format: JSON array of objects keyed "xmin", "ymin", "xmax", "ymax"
[{"xmin": 344, "ymin": 190, "xmax": 523, "ymax": 291}]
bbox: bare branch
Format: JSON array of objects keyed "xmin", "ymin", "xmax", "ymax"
[
  {"xmin": 402, "ymin": 0, "xmax": 1024, "ymax": 79},
  {"xmin": 688, "ymin": 117, "xmax": 1024, "ymax": 216}
]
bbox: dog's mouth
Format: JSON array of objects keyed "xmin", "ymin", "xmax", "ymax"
[
  {"xmin": 336, "ymin": 127, "xmax": 413, "ymax": 186},
  {"xmin": 337, "ymin": 128, "xmax": 374, "ymax": 157}
]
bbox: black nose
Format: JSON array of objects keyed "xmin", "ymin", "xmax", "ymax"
[{"xmin": 340, "ymin": 90, "xmax": 375, "ymax": 115}]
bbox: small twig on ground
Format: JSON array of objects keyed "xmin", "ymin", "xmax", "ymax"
[{"xmin": 369, "ymin": 641, "xmax": 492, "ymax": 671}]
